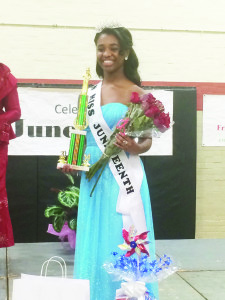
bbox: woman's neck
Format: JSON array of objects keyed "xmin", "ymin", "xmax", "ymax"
[{"xmin": 102, "ymin": 69, "xmax": 127, "ymax": 85}]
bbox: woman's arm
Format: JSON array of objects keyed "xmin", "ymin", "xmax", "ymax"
[
  {"xmin": 114, "ymin": 133, "xmax": 152, "ymax": 155},
  {"xmin": 136, "ymin": 137, "xmax": 152, "ymax": 154},
  {"xmin": 0, "ymin": 86, "xmax": 21, "ymax": 123}
]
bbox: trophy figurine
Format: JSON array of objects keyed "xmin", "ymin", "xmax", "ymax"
[{"xmin": 57, "ymin": 68, "xmax": 91, "ymax": 171}]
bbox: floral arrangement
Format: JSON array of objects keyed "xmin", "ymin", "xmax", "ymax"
[
  {"xmin": 103, "ymin": 226, "xmax": 176, "ymax": 300},
  {"xmin": 44, "ymin": 174, "xmax": 79, "ymax": 233},
  {"xmin": 86, "ymin": 92, "xmax": 171, "ymax": 196}
]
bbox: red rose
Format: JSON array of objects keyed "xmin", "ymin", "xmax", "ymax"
[
  {"xmin": 142, "ymin": 93, "xmax": 164, "ymax": 112},
  {"xmin": 144, "ymin": 93, "xmax": 156, "ymax": 104},
  {"xmin": 153, "ymin": 112, "xmax": 170, "ymax": 132},
  {"xmin": 155, "ymin": 100, "xmax": 165, "ymax": 112},
  {"xmin": 145, "ymin": 106, "xmax": 161, "ymax": 118},
  {"xmin": 142, "ymin": 100, "xmax": 149, "ymax": 112},
  {"xmin": 130, "ymin": 92, "xmax": 141, "ymax": 104},
  {"xmin": 143, "ymin": 93, "xmax": 155, "ymax": 103}
]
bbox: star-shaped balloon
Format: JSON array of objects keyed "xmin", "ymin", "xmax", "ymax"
[{"xmin": 118, "ymin": 225, "xmax": 150, "ymax": 257}]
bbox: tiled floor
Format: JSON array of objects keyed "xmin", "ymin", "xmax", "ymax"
[
  {"xmin": 156, "ymin": 239, "xmax": 225, "ymax": 300},
  {"xmin": 0, "ymin": 239, "xmax": 224, "ymax": 300}
]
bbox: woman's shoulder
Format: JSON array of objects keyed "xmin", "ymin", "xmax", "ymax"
[
  {"xmin": 129, "ymin": 84, "xmax": 145, "ymax": 96},
  {"xmin": 0, "ymin": 63, "xmax": 10, "ymax": 77},
  {"xmin": 0, "ymin": 63, "xmax": 17, "ymax": 100}
]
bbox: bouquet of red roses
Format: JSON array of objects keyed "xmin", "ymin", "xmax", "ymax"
[{"xmin": 86, "ymin": 92, "xmax": 171, "ymax": 195}]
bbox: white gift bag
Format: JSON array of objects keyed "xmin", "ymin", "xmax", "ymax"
[{"xmin": 12, "ymin": 256, "xmax": 90, "ymax": 300}]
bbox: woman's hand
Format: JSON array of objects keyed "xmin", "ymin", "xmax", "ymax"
[
  {"xmin": 59, "ymin": 164, "xmax": 79, "ymax": 175},
  {"xmin": 114, "ymin": 132, "xmax": 152, "ymax": 155}
]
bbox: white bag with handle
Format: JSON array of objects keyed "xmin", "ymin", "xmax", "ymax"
[{"xmin": 12, "ymin": 256, "xmax": 90, "ymax": 300}]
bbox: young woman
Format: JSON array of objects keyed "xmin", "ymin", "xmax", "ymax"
[
  {"xmin": 0, "ymin": 63, "xmax": 21, "ymax": 248},
  {"xmin": 66, "ymin": 27, "xmax": 159, "ymax": 299}
]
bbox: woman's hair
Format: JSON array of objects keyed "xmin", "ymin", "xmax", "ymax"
[{"xmin": 94, "ymin": 27, "xmax": 141, "ymax": 86}]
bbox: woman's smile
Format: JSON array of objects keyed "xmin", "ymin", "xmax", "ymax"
[{"xmin": 102, "ymin": 60, "xmax": 114, "ymax": 67}]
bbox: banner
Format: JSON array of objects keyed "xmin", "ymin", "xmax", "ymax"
[
  {"xmin": 202, "ymin": 95, "xmax": 225, "ymax": 146},
  {"xmin": 8, "ymin": 87, "xmax": 173, "ymax": 156},
  {"xmin": 9, "ymin": 88, "xmax": 79, "ymax": 156}
]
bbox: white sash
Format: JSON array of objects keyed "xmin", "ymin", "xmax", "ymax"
[{"xmin": 87, "ymin": 82, "xmax": 147, "ymax": 234}]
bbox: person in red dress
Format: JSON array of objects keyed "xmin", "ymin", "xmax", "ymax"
[{"xmin": 0, "ymin": 63, "xmax": 21, "ymax": 248}]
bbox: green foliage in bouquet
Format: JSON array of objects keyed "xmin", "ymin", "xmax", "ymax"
[{"xmin": 44, "ymin": 174, "xmax": 79, "ymax": 232}]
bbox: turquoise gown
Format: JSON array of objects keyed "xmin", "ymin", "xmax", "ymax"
[{"xmin": 74, "ymin": 103, "xmax": 159, "ymax": 300}]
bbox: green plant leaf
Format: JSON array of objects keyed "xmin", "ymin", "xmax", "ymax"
[
  {"xmin": 44, "ymin": 206, "xmax": 64, "ymax": 218},
  {"xmin": 58, "ymin": 189, "xmax": 79, "ymax": 208},
  {"xmin": 65, "ymin": 174, "xmax": 74, "ymax": 185},
  {"xmin": 53, "ymin": 215, "xmax": 66, "ymax": 232},
  {"xmin": 68, "ymin": 218, "xmax": 77, "ymax": 230},
  {"xmin": 66, "ymin": 186, "xmax": 80, "ymax": 194},
  {"xmin": 45, "ymin": 175, "xmax": 80, "ymax": 232}
]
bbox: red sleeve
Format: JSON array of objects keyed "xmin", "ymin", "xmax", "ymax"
[
  {"xmin": 1, "ymin": 86, "xmax": 21, "ymax": 123},
  {"xmin": 0, "ymin": 64, "xmax": 17, "ymax": 99},
  {"xmin": 0, "ymin": 64, "xmax": 21, "ymax": 142}
]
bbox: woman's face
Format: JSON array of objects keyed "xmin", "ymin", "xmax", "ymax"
[{"xmin": 96, "ymin": 34, "xmax": 127, "ymax": 75}]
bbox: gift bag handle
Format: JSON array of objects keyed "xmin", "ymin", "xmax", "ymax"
[{"xmin": 40, "ymin": 256, "xmax": 67, "ymax": 278}]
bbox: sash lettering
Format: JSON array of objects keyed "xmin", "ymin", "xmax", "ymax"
[
  {"xmin": 112, "ymin": 155, "xmax": 134, "ymax": 194},
  {"xmin": 93, "ymin": 123, "xmax": 108, "ymax": 146}
]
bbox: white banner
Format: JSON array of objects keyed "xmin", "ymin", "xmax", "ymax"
[
  {"xmin": 8, "ymin": 87, "xmax": 173, "ymax": 156},
  {"xmin": 9, "ymin": 88, "xmax": 79, "ymax": 156},
  {"xmin": 202, "ymin": 95, "xmax": 225, "ymax": 146}
]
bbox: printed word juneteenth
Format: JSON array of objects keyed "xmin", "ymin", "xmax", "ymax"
[{"xmin": 14, "ymin": 119, "xmax": 73, "ymax": 138}]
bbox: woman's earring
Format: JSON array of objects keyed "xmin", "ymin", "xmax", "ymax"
[{"xmin": 125, "ymin": 56, "xmax": 128, "ymax": 61}]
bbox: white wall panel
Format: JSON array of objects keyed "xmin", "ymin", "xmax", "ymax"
[{"xmin": 1, "ymin": 0, "xmax": 225, "ymax": 32}]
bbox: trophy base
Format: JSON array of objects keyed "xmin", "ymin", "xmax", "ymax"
[{"xmin": 57, "ymin": 163, "xmax": 89, "ymax": 172}]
